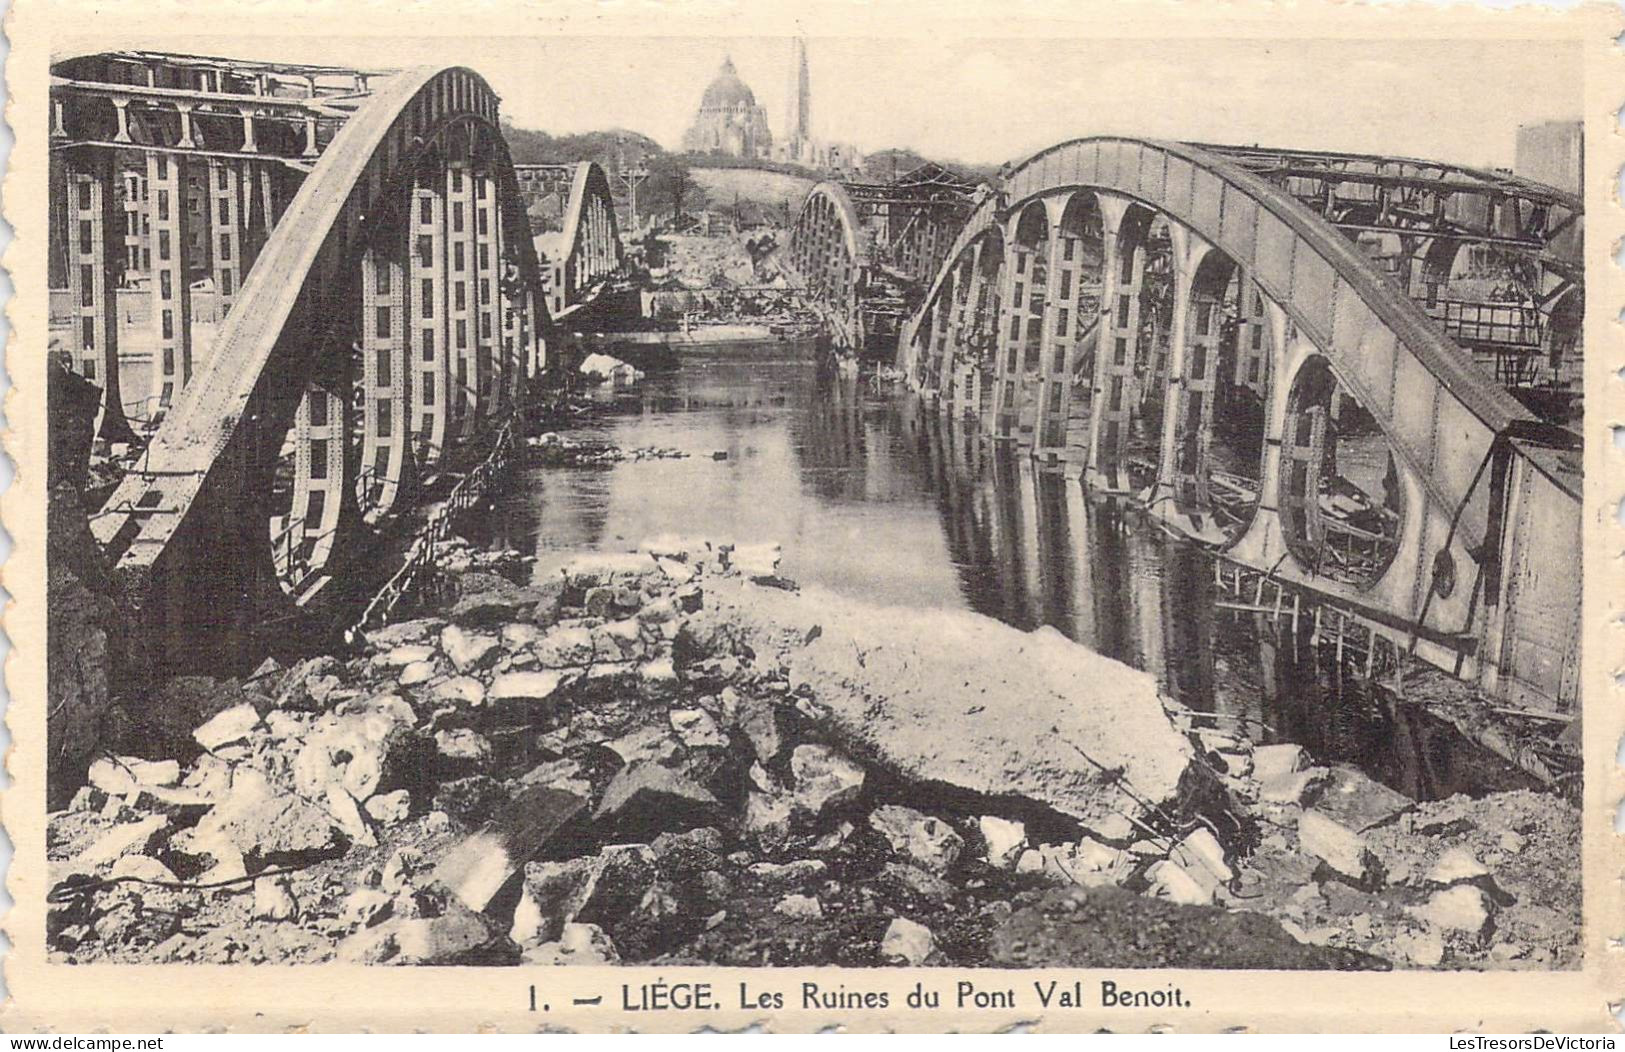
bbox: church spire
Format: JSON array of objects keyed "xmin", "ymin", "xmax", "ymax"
[{"xmin": 786, "ymin": 36, "xmax": 811, "ymax": 149}]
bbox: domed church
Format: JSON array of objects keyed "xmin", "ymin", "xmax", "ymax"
[{"xmin": 681, "ymin": 55, "xmax": 774, "ymax": 159}]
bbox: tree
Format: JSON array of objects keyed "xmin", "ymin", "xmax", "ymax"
[{"xmin": 645, "ymin": 154, "xmax": 701, "ymax": 221}]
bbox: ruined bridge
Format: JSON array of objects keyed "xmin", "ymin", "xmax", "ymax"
[
  {"xmin": 785, "ymin": 162, "xmax": 982, "ymax": 353},
  {"xmin": 880, "ymin": 138, "xmax": 1582, "ymax": 712},
  {"xmin": 52, "ymin": 51, "xmax": 624, "ymax": 661}
]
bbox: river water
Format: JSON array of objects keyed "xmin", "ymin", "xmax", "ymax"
[{"xmin": 482, "ymin": 339, "xmax": 1533, "ymax": 801}]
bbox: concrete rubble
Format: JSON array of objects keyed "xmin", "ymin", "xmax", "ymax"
[{"xmin": 46, "ymin": 535, "xmax": 1582, "ymax": 970}]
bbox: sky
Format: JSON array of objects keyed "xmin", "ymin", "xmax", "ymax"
[{"xmin": 57, "ymin": 33, "xmax": 1583, "ymax": 170}]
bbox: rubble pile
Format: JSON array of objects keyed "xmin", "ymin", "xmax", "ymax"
[
  {"xmin": 1146, "ymin": 725, "xmax": 1582, "ymax": 971},
  {"xmin": 527, "ymin": 432, "xmax": 689, "ymax": 467},
  {"xmin": 45, "ymin": 536, "xmax": 1581, "ymax": 970},
  {"xmin": 578, "ymin": 353, "xmax": 645, "ymax": 389}
]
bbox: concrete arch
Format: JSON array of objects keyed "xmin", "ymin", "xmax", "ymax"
[
  {"xmin": 91, "ymin": 65, "xmax": 551, "ymax": 658},
  {"xmin": 547, "ymin": 161, "xmax": 623, "ymax": 316},
  {"xmin": 899, "ymin": 137, "xmax": 1580, "ymax": 689},
  {"xmin": 787, "ymin": 180, "xmax": 869, "ymax": 349}
]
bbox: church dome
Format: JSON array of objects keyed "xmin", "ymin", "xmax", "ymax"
[{"xmin": 701, "ymin": 56, "xmax": 757, "ymax": 108}]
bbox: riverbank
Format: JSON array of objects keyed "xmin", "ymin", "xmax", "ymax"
[{"xmin": 46, "ymin": 533, "xmax": 1579, "ymax": 969}]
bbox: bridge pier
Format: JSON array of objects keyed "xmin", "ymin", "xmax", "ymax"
[
  {"xmin": 1030, "ymin": 196, "xmax": 1070, "ymax": 467},
  {"xmin": 146, "ymin": 151, "xmax": 195, "ymax": 415},
  {"xmin": 411, "ymin": 180, "xmax": 451, "ymax": 469},
  {"xmin": 446, "ymin": 159, "xmax": 478, "ymax": 439},
  {"xmin": 1147, "ymin": 225, "xmax": 1220, "ymax": 538},
  {"xmin": 1226, "ymin": 299, "xmax": 1296, "ymax": 570},
  {"xmin": 360, "ymin": 246, "xmax": 412, "ymax": 523},
  {"xmin": 61, "ymin": 152, "xmax": 135, "ymax": 443},
  {"xmin": 474, "ymin": 170, "xmax": 501, "ymax": 416},
  {"xmin": 1084, "ymin": 193, "xmax": 1145, "ymax": 493}
]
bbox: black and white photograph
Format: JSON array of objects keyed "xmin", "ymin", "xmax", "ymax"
[{"xmin": 16, "ymin": 0, "xmax": 1616, "ymax": 1031}]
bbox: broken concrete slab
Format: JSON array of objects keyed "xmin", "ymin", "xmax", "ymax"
[
  {"xmin": 192, "ymin": 770, "xmax": 343, "ymax": 868},
  {"xmin": 533, "ymin": 627, "xmax": 597, "ymax": 669},
  {"xmin": 522, "ymin": 922, "xmax": 620, "ymax": 965},
  {"xmin": 447, "ymin": 575, "xmax": 554, "ymax": 627},
  {"xmin": 790, "ymin": 744, "xmax": 866, "ymax": 816},
  {"xmin": 431, "ymin": 675, "xmax": 486, "ymax": 707},
  {"xmin": 487, "ymin": 670, "xmax": 567, "ymax": 705},
  {"xmin": 70, "ymin": 814, "xmax": 171, "ymax": 872},
  {"xmin": 1259, "ymin": 767, "xmax": 1330, "ymax": 806},
  {"xmin": 978, "ymin": 816, "xmax": 1027, "ymax": 869},
  {"xmin": 440, "ymin": 624, "xmax": 501, "ymax": 674},
  {"xmin": 1427, "ymin": 847, "xmax": 1491, "ymax": 886},
  {"xmin": 1411, "ymin": 885, "xmax": 1493, "ymax": 938},
  {"xmin": 431, "ymin": 785, "xmax": 587, "ymax": 912},
  {"xmin": 515, "ymin": 856, "xmax": 603, "ymax": 946},
  {"xmin": 668, "ymin": 708, "xmax": 727, "ymax": 749},
  {"xmin": 252, "ymin": 875, "xmax": 298, "ymax": 921},
  {"xmin": 110, "ymin": 854, "xmax": 178, "ymax": 884},
  {"xmin": 1170, "ymin": 828, "xmax": 1233, "ymax": 886},
  {"xmin": 192, "ymin": 703, "xmax": 261, "ymax": 752},
  {"xmin": 339, "ymin": 900, "xmax": 497, "ymax": 965},
  {"xmin": 365, "ymin": 790, "xmax": 412, "ymax": 827},
  {"xmin": 1298, "ymin": 809, "xmax": 1380, "ymax": 887},
  {"xmin": 88, "ymin": 757, "xmax": 181, "ymax": 797},
  {"xmin": 774, "ymin": 893, "xmax": 823, "ymax": 919},
  {"xmin": 869, "ymin": 805, "xmax": 964, "ymax": 875},
  {"xmin": 376, "ymin": 644, "xmax": 438, "ymax": 669},
  {"xmin": 594, "ymin": 762, "xmax": 719, "ymax": 829},
  {"xmin": 1147, "ymin": 859, "xmax": 1213, "ymax": 906},
  {"xmin": 728, "ymin": 542, "xmax": 783, "ymax": 578},
  {"xmin": 694, "ymin": 580, "xmax": 1192, "ymax": 835},
  {"xmin": 1313, "ymin": 765, "xmax": 1414, "ymax": 832},
  {"xmin": 560, "ymin": 551, "xmax": 660, "ymax": 589},
  {"xmin": 743, "ymin": 791, "xmax": 794, "ymax": 852},
  {"xmin": 880, "ymin": 917, "xmax": 934, "ymax": 965},
  {"xmin": 735, "ymin": 696, "xmax": 783, "ymax": 763},
  {"xmin": 1252, "ymin": 743, "xmax": 1307, "ymax": 785}
]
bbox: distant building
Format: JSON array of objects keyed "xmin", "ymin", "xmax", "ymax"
[
  {"xmin": 1514, "ymin": 120, "xmax": 1582, "ymax": 196},
  {"xmin": 681, "ymin": 56, "xmax": 774, "ymax": 160},
  {"xmin": 772, "ymin": 37, "xmax": 863, "ymax": 176},
  {"xmin": 781, "ymin": 37, "xmax": 813, "ymax": 165}
]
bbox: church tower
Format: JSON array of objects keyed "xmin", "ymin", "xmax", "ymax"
[{"xmin": 785, "ymin": 36, "xmax": 811, "ymax": 161}]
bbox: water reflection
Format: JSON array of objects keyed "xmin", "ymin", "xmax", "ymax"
[{"xmin": 484, "ymin": 349, "xmax": 1534, "ymax": 800}]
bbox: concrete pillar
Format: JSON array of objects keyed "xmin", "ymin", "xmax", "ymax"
[
  {"xmin": 409, "ymin": 180, "xmax": 450, "ymax": 466},
  {"xmin": 206, "ymin": 157, "xmax": 250, "ymax": 328},
  {"xmin": 238, "ymin": 108, "xmax": 258, "ymax": 153},
  {"xmin": 1226, "ymin": 299, "xmax": 1295, "ymax": 568},
  {"xmin": 63, "ymin": 155, "xmax": 135, "ymax": 442},
  {"xmin": 473, "ymin": 170, "xmax": 502, "ymax": 415},
  {"xmin": 1084, "ymin": 193, "xmax": 1142, "ymax": 492},
  {"xmin": 994, "ymin": 212, "xmax": 1043, "ymax": 444},
  {"xmin": 360, "ymin": 246, "xmax": 410, "ymax": 521},
  {"xmin": 235, "ymin": 160, "xmax": 277, "ymax": 279},
  {"xmin": 283, "ymin": 383, "xmax": 346, "ymax": 585},
  {"xmin": 1235, "ymin": 270, "xmax": 1269, "ymax": 398},
  {"xmin": 1148, "ymin": 224, "xmax": 1214, "ymax": 514},
  {"xmin": 112, "ymin": 98, "xmax": 132, "ymax": 144},
  {"xmin": 500, "ymin": 274, "xmax": 523, "ymax": 407},
  {"xmin": 1032, "ymin": 196, "xmax": 1071, "ymax": 463},
  {"xmin": 145, "ymin": 151, "xmax": 193, "ymax": 414},
  {"xmin": 524, "ymin": 288, "xmax": 541, "ymax": 376},
  {"xmin": 445, "ymin": 160, "xmax": 478, "ymax": 437},
  {"xmin": 176, "ymin": 103, "xmax": 196, "ymax": 149},
  {"xmin": 948, "ymin": 241, "xmax": 985, "ymax": 418}
]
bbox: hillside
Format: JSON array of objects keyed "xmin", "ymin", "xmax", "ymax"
[
  {"xmin": 500, "ymin": 121, "xmax": 662, "ymax": 170},
  {"xmin": 688, "ymin": 166, "xmax": 817, "ymax": 226}
]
